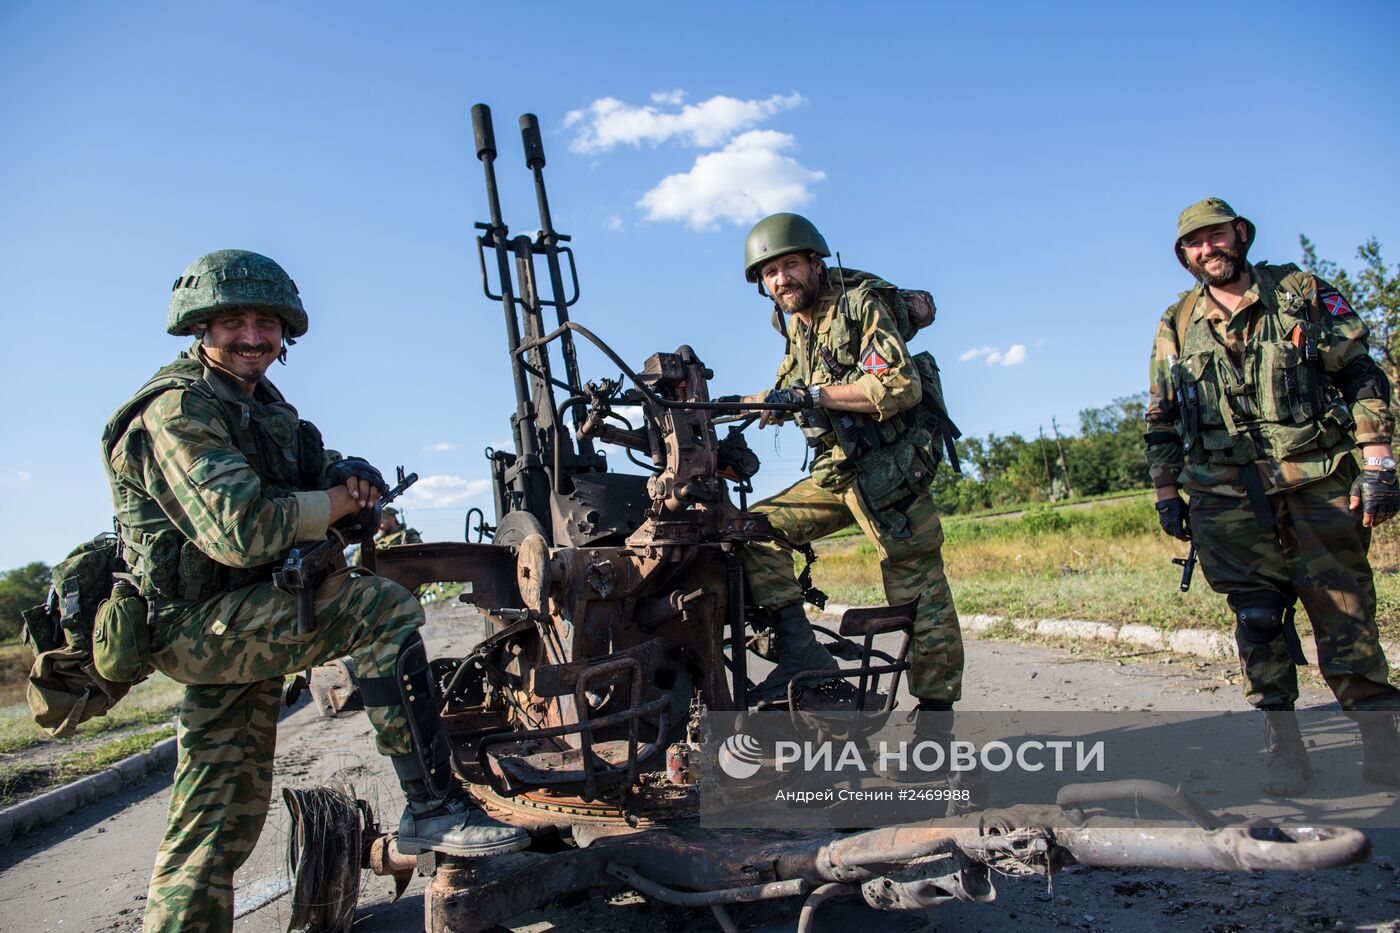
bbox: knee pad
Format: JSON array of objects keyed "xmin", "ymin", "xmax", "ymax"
[{"xmin": 1228, "ymin": 592, "xmax": 1292, "ymax": 646}]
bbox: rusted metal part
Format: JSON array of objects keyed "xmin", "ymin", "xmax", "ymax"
[
  {"xmin": 1051, "ymin": 824, "xmax": 1370, "ymax": 872},
  {"xmin": 373, "ymin": 542, "xmax": 519, "ymax": 610},
  {"xmin": 367, "ymin": 835, "xmax": 415, "ymax": 901},
  {"xmin": 859, "ymin": 854, "xmax": 996, "ymax": 910},
  {"xmin": 797, "ymin": 882, "xmax": 858, "ymax": 933},
  {"xmin": 607, "ymin": 862, "xmax": 811, "ymax": 906},
  {"xmin": 1056, "ymin": 779, "xmax": 1223, "ymax": 829},
  {"xmin": 425, "ymin": 849, "xmax": 616, "ymax": 933}
]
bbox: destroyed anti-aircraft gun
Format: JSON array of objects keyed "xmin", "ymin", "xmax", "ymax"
[{"xmin": 284, "ymin": 104, "xmax": 1373, "ymax": 933}]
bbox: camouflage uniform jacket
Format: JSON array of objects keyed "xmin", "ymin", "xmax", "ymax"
[
  {"xmin": 773, "ymin": 275, "xmax": 923, "ymax": 492},
  {"xmin": 102, "ymin": 343, "xmax": 339, "ymax": 603},
  {"xmin": 375, "ymin": 527, "xmax": 422, "ymax": 549},
  {"xmin": 1144, "ymin": 262, "xmax": 1390, "ymax": 497}
]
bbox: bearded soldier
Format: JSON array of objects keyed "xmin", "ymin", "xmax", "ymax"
[
  {"xmin": 729, "ymin": 214, "xmax": 963, "ymax": 717},
  {"xmin": 103, "ymin": 250, "xmax": 527, "ymax": 932},
  {"xmin": 1146, "ymin": 199, "xmax": 1400, "ymax": 794}
]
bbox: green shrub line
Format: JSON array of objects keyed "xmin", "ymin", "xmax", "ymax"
[{"xmin": 0, "ymin": 725, "xmax": 176, "ymax": 808}]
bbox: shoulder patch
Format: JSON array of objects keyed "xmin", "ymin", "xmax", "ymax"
[
  {"xmin": 860, "ymin": 341, "xmax": 891, "ymax": 375},
  {"xmin": 1320, "ymin": 288, "xmax": 1356, "ymax": 318}
]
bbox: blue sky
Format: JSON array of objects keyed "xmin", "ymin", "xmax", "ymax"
[{"xmin": 3, "ymin": 0, "xmax": 1399, "ymax": 567}]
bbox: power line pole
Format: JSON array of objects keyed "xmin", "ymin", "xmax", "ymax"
[
  {"xmin": 1051, "ymin": 417, "xmax": 1075, "ymax": 500},
  {"xmin": 1038, "ymin": 425, "xmax": 1055, "ymax": 501}
]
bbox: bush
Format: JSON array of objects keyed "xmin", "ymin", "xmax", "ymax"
[{"xmin": 1019, "ymin": 504, "xmax": 1070, "ymax": 536}]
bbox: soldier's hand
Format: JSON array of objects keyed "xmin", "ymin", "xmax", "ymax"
[
  {"xmin": 1350, "ymin": 469, "xmax": 1400, "ymax": 528},
  {"xmin": 760, "ymin": 387, "xmax": 813, "ymax": 428},
  {"xmin": 1155, "ymin": 496, "xmax": 1190, "ymax": 541},
  {"xmin": 324, "ymin": 457, "xmax": 386, "ymax": 507}
]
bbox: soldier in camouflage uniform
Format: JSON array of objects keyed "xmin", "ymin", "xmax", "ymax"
[
  {"xmin": 731, "ymin": 214, "xmax": 962, "ymax": 714},
  {"xmin": 349, "ymin": 505, "xmax": 422, "ymax": 566},
  {"xmin": 103, "ymin": 250, "xmax": 527, "ymax": 933},
  {"xmin": 1145, "ymin": 198, "xmax": 1400, "ymax": 794}
]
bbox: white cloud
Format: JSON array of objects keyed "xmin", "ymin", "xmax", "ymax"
[
  {"xmin": 401, "ymin": 474, "xmax": 490, "ymax": 509},
  {"xmin": 959, "ymin": 344, "xmax": 1028, "ymax": 366},
  {"xmin": 564, "ymin": 92, "xmax": 805, "ymax": 153},
  {"xmin": 604, "ymin": 213, "xmax": 624, "ymax": 232},
  {"xmin": 638, "ymin": 130, "xmax": 825, "ymax": 230},
  {"xmin": 424, "ymin": 442, "xmax": 462, "ymax": 452}
]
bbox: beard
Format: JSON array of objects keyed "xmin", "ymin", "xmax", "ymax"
[
  {"xmin": 1187, "ymin": 243, "xmax": 1246, "ymax": 286},
  {"xmin": 774, "ymin": 278, "xmax": 818, "ymax": 315}
]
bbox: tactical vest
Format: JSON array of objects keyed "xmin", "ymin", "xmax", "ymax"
[
  {"xmin": 102, "ymin": 350, "xmax": 327, "ymax": 602},
  {"xmin": 1169, "ymin": 263, "xmax": 1352, "ymax": 467},
  {"xmin": 781, "ymin": 269, "xmax": 960, "ymax": 534}
]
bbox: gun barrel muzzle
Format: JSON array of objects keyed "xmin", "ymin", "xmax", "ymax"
[
  {"xmin": 520, "ymin": 113, "xmax": 545, "ymax": 169},
  {"xmin": 472, "ymin": 103, "xmax": 496, "ymax": 161}
]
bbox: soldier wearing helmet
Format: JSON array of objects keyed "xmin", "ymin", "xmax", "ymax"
[
  {"xmin": 730, "ymin": 214, "xmax": 965, "ymax": 723},
  {"xmin": 349, "ymin": 505, "xmax": 423, "ymax": 566},
  {"xmin": 104, "ymin": 250, "xmax": 527, "ymax": 932},
  {"xmin": 1146, "ymin": 199, "xmax": 1400, "ymax": 796}
]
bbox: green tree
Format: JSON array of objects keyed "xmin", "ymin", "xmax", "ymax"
[
  {"xmin": 0, "ymin": 562, "xmax": 52, "ymax": 642},
  {"xmin": 1300, "ymin": 235, "xmax": 1400, "ymax": 434}
]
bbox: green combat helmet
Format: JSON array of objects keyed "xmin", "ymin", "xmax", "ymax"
[
  {"xmin": 744, "ymin": 212, "xmax": 830, "ymax": 282},
  {"xmin": 167, "ymin": 249, "xmax": 308, "ymax": 337},
  {"xmin": 1174, "ymin": 198, "xmax": 1256, "ymax": 269}
]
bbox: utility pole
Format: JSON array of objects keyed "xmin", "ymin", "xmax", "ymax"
[
  {"xmin": 1038, "ymin": 425, "xmax": 1055, "ymax": 501},
  {"xmin": 1051, "ymin": 417, "xmax": 1075, "ymax": 500}
]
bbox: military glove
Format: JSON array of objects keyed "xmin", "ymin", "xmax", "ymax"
[
  {"xmin": 764, "ymin": 387, "xmax": 817, "ymax": 409},
  {"xmin": 324, "ymin": 457, "xmax": 387, "ymax": 497},
  {"xmin": 1351, "ymin": 469, "xmax": 1400, "ymax": 524},
  {"xmin": 1155, "ymin": 496, "xmax": 1190, "ymax": 541}
]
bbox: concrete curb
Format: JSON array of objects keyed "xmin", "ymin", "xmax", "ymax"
[
  {"xmin": 816, "ymin": 602, "xmax": 1399, "ymax": 665},
  {"xmin": 0, "ymin": 734, "xmax": 177, "ymax": 847}
]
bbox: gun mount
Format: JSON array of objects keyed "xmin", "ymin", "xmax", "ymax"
[{"xmin": 284, "ymin": 104, "xmax": 1373, "ymax": 932}]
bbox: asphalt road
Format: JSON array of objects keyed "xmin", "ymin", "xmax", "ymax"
[{"xmin": 0, "ymin": 604, "xmax": 1396, "ymax": 933}]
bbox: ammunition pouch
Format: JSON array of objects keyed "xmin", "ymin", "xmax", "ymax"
[
  {"xmin": 795, "ymin": 407, "xmax": 834, "ymax": 449},
  {"xmin": 92, "ymin": 579, "xmax": 153, "ymax": 685},
  {"xmin": 123, "ymin": 527, "xmax": 273, "ymax": 602},
  {"xmin": 26, "ymin": 646, "xmax": 134, "ymax": 738}
]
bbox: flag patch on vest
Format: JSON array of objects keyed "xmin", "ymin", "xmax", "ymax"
[
  {"xmin": 1322, "ymin": 291, "xmax": 1355, "ymax": 317},
  {"xmin": 860, "ymin": 343, "xmax": 890, "ymax": 375}
]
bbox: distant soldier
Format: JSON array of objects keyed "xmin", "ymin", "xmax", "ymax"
[
  {"xmin": 376, "ymin": 506, "xmax": 422, "ymax": 547},
  {"xmin": 1146, "ymin": 198, "xmax": 1400, "ymax": 794},
  {"xmin": 103, "ymin": 250, "xmax": 526, "ymax": 932},
  {"xmin": 350, "ymin": 505, "xmax": 422, "ymax": 566},
  {"xmin": 730, "ymin": 213, "xmax": 963, "ymax": 716}
]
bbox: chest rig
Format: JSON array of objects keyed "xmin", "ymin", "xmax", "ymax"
[
  {"xmin": 1170, "ymin": 263, "xmax": 1350, "ymax": 467},
  {"xmin": 102, "ymin": 350, "xmax": 327, "ymax": 602}
]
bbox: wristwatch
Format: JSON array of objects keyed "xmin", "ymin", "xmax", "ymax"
[
  {"xmin": 807, "ymin": 384, "xmax": 823, "ymax": 408},
  {"xmin": 1363, "ymin": 456, "xmax": 1396, "ymax": 470}
]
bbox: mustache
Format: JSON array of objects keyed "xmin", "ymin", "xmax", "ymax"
[{"xmin": 229, "ymin": 343, "xmax": 276, "ymax": 355}]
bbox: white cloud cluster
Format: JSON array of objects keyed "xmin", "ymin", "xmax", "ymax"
[
  {"xmin": 566, "ymin": 91, "xmax": 823, "ymax": 230},
  {"xmin": 423, "ymin": 441, "xmax": 462, "ymax": 452},
  {"xmin": 401, "ymin": 474, "xmax": 489, "ymax": 509},
  {"xmin": 959, "ymin": 344, "xmax": 1028, "ymax": 367},
  {"xmin": 639, "ymin": 131, "xmax": 826, "ymax": 229},
  {"xmin": 564, "ymin": 92, "xmax": 804, "ymax": 153}
]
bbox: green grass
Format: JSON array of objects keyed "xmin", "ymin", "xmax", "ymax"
[
  {"xmin": 813, "ymin": 498, "xmax": 1400, "ymax": 644},
  {"xmin": 0, "ymin": 725, "xmax": 176, "ymax": 807},
  {"xmin": 823, "ymin": 488, "xmax": 1154, "ymax": 540},
  {"xmin": 0, "ymin": 672, "xmax": 184, "ymax": 754}
]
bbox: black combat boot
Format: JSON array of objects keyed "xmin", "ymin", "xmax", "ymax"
[
  {"xmin": 1261, "ymin": 709, "xmax": 1312, "ymax": 797},
  {"xmin": 750, "ymin": 603, "xmax": 842, "ymax": 703},
  {"xmin": 1356, "ymin": 714, "xmax": 1400, "ymax": 787},
  {"xmin": 391, "ymin": 754, "xmax": 530, "ymax": 856}
]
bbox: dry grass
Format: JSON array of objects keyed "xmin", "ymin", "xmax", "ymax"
[{"xmin": 814, "ymin": 499, "xmax": 1400, "ymax": 643}]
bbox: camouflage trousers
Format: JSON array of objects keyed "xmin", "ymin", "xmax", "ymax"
[
  {"xmin": 142, "ymin": 569, "xmax": 423, "ymax": 933},
  {"xmin": 1191, "ymin": 463, "xmax": 1400, "ymax": 712},
  {"xmin": 742, "ymin": 476, "xmax": 963, "ymax": 703}
]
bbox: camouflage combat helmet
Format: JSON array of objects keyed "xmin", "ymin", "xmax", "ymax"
[
  {"xmin": 167, "ymin": 250, "xmax": 308, "ymax": 337},
  {"xmin": 1174, "ymin": 198, "xmax": 1256, "ymax": 269},
  {"xmin": 383, "ymin": 507, "xmax": 401, "ymax": 519},
  {"xmin": 744, "ymin": 213, "xmax": 830, "ymax": 283}
]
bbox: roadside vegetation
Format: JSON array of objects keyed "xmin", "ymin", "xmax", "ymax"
[{"xmin": 815, "ymin": 496, "xmax": 1400, "ymax": 644}]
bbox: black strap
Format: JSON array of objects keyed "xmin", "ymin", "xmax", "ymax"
[
  {"xmin": 1238, "ymin": 466, "xmax": 1277, "ymax": 529},
  {"xmin": 357, "ymin": 673, "xmax": 402, "ymax": 708}
]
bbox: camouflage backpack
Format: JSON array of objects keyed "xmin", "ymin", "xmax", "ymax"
[{"xmin": 21, "ymin": 533, "xmax": 150, "ymax": 738}]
